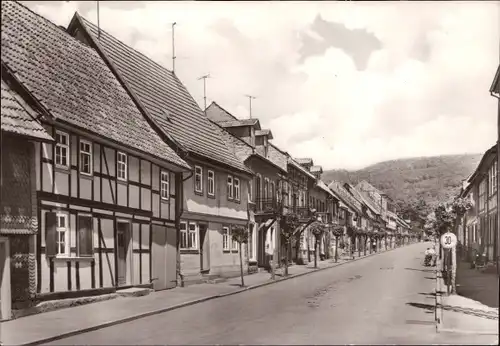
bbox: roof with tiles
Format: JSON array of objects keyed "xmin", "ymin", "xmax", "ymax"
[
  {"xmin": 206, "ymin": 101, "xmax": 238, "ymax": 123},
  {"xmin": 1, "ymin": 1, "xmax": 188, "ymax": 170},
  {"xmin": 267, "ymin": 143, "xmax": 288, "ymax": 172},
  {"xmin": 316, "ymin": 180, "xmax": 335, "ymax": 198},
  {"xmin": 328, "ymin": 181, "xmax": 363, "ymax": 214},
  {"xmin": 1, "ymin": 79, "xmax": 53, "ymax": 141},
  {"xmin": 295, "ymin": 158, "xmax": 313, "ymax": 165},
  {"xmin": 206, "ymin": 102, "xmax": 261, "ymax": 130},
  {"xmin": 218, "ymin": 119, "xmax": 261, "ymax": 128},
  {"xmin": 71, "ymin": 15, "xmax": 251, "ymax": 174},
  {"xmin": 215, "ymin": 125, "xmax": 286, "ymax": 174},
  {"xmin": 310, "ymin": 165, "xmax": 323, "ymax": 173},
  {"xmin": 348, "ymin": 184, "xmax": 381, "ymax": 216},
  {"xmin": 255, "ymin": 129, "xmax": 273, "ymax": 139},
  {"xmin": 288, "ymin": 157, "xmax": 316, "ymax": 180},
  {"xmin": 206, "ymin": 102, "xmax": 285, "ymax": 173}
]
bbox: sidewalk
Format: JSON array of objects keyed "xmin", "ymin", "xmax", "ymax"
[
  {"xmin": 435, "ymin": 260, "xmax": 499, "ymax": 336},
  {"xmin": 1, "ymin": 245, "xmax": 402, "ymax": 346},
  {"xmin": 456, "ymin": 259, "xmax": 499, "ymax": 308}
]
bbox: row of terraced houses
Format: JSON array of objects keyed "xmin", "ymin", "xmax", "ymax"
[
  {"xmin": 457, "ymin": 64, "xmax": 500, "ymax": 272},
  {"xmin": 0, "ymin": 1, "xmax": 412, "ymax": 320}
]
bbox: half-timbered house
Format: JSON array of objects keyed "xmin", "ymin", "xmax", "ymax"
[
  {"xmin": 1, "ymin": 77, "xmax": 53, "ymax": 320},
  {"xmin": 1, "ymin": 1, "xmax": 191, "ymax": 301},
  {"xmin": 67, "ymin": 14, "xmax": 254, "ymax": 283}
]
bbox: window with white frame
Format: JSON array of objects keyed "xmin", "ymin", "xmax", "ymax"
[
  {"xmin": 264, "ymin": 178, "xmax": 269, "ymax": 200},
  {"xmin": 188, "ymin": 222, "xmax": 198, "ymax": 249},
  {"xmin": 180, "ymin": 222, "xmax": 188, "ymax": 249},
  {"xmin": 55, "ymin": 131, "xmax": 69, "ymax": 168},
  {"xmin": 232, "ymin": 228, "xmax": 238, "ymax": 250},
  {"xmin": 490, "ymin": 161, "xmax": 497, "ymax": 195},
  {"xmin": 117, "ymin": 152, "xmax": 127, "ymax": 180},
  {"xmin": 248, "ymin": 179, "xmax": 253, "ymax": 202},
  {"xmin": 194, "ymin": 166, "xmax": 203, "ymax": 193},
  {"xmin": 161, "ymin": 171, "xmax": 170, "ymax": 200},
  {"xmin": 208, "ymin": 170, "xmax": 215, "ymax": 196},
  {"xmin": 79, "ymin": 140, "xmax": 92, "ymax": 175},
  {"xmin": 222, "ymin": 226, "xmax": 230, "ymax": 251},
  {"xmin": 180, "ymin": 221, "xmax": 198, "ymax": 250},
  {"xmin": 234, "ymin": 177, "xmax": 240, "ymax": 201},
  {"xmin": 227, "ymin": 175, "xmax": 234, "ymax": 199},
  {"xmin": 56, "ymin": 213, "xmax": 69, "ymax": 256}
]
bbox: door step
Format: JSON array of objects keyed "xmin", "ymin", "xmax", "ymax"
[
  {"xmin": 116, "ymin": 287, "xmax": 152, "ymax": 298},
  {"xmin": 205, "ymin": 277, "xmax": 228, "ymax": 284}
]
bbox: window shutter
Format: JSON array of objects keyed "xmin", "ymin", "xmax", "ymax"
[
  {"xmin": 78, "ymin": 216, "xmax": 94, "ymax": 257},
  {"xmin": 45, "ymin": 212, "xmax": 57, "ymax": 257}
]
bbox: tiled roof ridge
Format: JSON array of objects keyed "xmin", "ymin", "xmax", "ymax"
[
  {"xmin": 79, "ymin": 14, "xmax": 203, "ymax": 115},
  {"xmin": 209, "ymin": 118, "xmax": 254, "ymax": 151},
  {"xmin": 78, "ymin": 15, "xmax": 175, "ymax": 77},
  {"xmin": 268, "ymin": 141, "xmax": 288, "ymax": 156},
  {"xmin": 208, "ymin": 118, "xmax": 286, "ymax": 173},
  {"xmin": 208, "ymin": 101, "xmax": 240, "ymax": 121},
  {"xmin": 75, "ymin": 14, "xmax": 249, "ymax": 173}
]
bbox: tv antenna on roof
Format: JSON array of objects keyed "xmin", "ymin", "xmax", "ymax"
[
  {"xmin": 245, "ymin": 94, "xmax": 256, "ymax": 119},
  {"xmin": 172, "ymin": 22, "xmax": 176, "ymax": 73},
  {"xmin": 198, "ymin": 74, "xmax": 211, "ymax": 116}
]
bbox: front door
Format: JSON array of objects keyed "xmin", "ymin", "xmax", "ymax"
[
  {"xmin": 199, "ymin": 224, "xmax": 210, "ymax": 272},
  {"xmin": 152, "ymin": 225, "xmax": 167, "ymax": 291},
  {"xmin": 116, "ymin": 221, "xmax": 130, "ymax": 287}
]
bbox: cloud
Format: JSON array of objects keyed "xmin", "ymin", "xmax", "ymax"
[
  {"xmin": 20, "ymin": 1, "xmax": 500, "ymax": 171},
  {"xmin": 299, "ymin": 15, "xmax": 383, "ymax": 70}
]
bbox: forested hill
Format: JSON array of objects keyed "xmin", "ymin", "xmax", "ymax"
[{"xmin": 322, "ymin": 154, "xmax": 482, "ymax": 219}]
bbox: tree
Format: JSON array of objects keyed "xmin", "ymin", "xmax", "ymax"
[
  {"xmin": 231, "ymin": 225, "xmax": 249, "ymax": 287},
  {"xmin": 310, "ymin": 222, "xmax": 325, "ymax": 268},
  {"xmin": 280, "ymin": 214, "xmax": 300, "ymax": 277},
  {"xmin": 332, "ymin": 226, "xmax": 343, "ymax": 262},
  {"xmin": 431, "ymin": 198, "xmax": 473, "ymax": 294}
]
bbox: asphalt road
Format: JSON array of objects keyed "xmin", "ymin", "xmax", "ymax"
[{"xmin": 47, "ymin": 242, "xmax": 497, "ymax": 345}]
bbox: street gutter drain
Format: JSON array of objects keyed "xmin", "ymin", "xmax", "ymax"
[{"xmin": 405, "ymin": 320, "xmax": 435, "ymax": 325}]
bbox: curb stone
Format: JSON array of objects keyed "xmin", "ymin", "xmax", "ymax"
[
  {"xmin": 434, "ymin": 260, "xmax": 499, "ymax": 336},
  {"xmin": 19, "ymin": 244, "xmax": 409, "ymax": 346}
]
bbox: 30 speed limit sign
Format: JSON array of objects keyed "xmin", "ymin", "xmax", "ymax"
[{"xmin": 440, "ymin": 232, "xmax": 457, "ymax": 249}]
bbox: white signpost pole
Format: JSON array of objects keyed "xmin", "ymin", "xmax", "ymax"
[{"xmin": 441, "ymin": 232, "xmax": 458, "ymax": 294}]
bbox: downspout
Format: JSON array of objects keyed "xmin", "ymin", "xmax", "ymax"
[
  {"xmin": 176, "ymin": 161, "xmax": 193, "ymax": 287},
  {"xmin": 492, "ymin": 90, "xmax": 500, "ymax": 274}
]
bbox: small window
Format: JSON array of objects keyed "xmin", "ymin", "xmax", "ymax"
[
  {"xmin": 248, "ymin": 179, "xmax": 253, "ymax": 202},
  {"xmin": 227, "ymin": 175, "xmax": 234, "ymax": 199},
  {"xmin": 117, "ymin": 152, "xmax": 127, "ymax": 181},
  {"xmin": 208, "ymin": 170, "xmax": 215, "ymax": 196},
  {"xmin": 77, "ymin": 215, "xmax": 93, "ymax": 257},
  {"xmin": 194, "ymin": 166, "xmax": 203, "ymax": 193},
  {"xmin": 56, "ymin": 213, "xmax": 69, "ymax": 256},
  {"xmin": 234, "ymin": 178, "xmax": 240, "ymax": 201},
  {"xmin": 179, "ymin": 221, "xmax": 198, "ymax": 250},
  {"xmin": 222, "ymin": 226, "xmax": 230, "ymax": 251},
  {"xmin": 161, "ymin": 171, "xmax": 170, "ymax": 200},
  {"xmin": 188, "ymin": 222, "xmax": 198, "ymax": 249},
  {"xmin": 180, "ymin": 221, "xmax": 188, "ymax": 249},
  {"xmin": 55, "ymin": 131, "xmax": 69, "ymax": 168},
  {"xmin": 231, "ymin": 227, "xmax": 238, "ymax": 250},
  {"xmin": 79, "ymin": 140, "xmax": 92, "ymax": 175}
]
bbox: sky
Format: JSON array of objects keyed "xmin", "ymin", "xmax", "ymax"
[{"xmin": 22, "ymin": 1, "xmax": 500, "ymax": 171}]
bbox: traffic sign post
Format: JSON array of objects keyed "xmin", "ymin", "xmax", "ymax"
[
  {"xmin": 441, "ymin": 232, "xmax": 457, "ymax": 249},
  {"xmin": 440, "ymin": 231, "xmax": 458, "ymax": 295}
]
